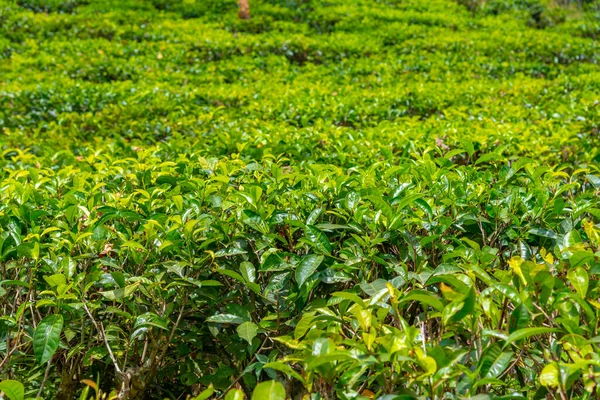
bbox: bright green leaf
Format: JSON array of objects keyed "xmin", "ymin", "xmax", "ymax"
[
  {"xmin": 251, "ymin": 380, "xmax": 286, "ymax": 400},
  {"xmin": 237, "ymin": 321, "xmax": 258, "ymax": 344},
  {"xmin": 0, "ymin": 380, "xmax": 24, "ymax": 400}
]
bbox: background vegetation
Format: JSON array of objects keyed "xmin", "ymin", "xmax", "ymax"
[{"xmin": 1, "ymin": 0, "xmax": 600, "ymax": 398}]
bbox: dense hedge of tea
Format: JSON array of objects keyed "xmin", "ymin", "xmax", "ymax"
[{"xmin": 1, "ymin": 0, "xmax": 600, "ymax": 399}]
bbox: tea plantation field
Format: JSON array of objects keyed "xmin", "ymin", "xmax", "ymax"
[{"xmin": 1, "ymin": 0, "xmax": 600, "ymax": 398}]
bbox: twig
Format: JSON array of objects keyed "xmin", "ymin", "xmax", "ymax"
[
  {"xmin": 497, "ymin": 297, "xmax": 508, "ymax": 330},
  {"xmin": 532, "ymin": 302, "xmax": 553, "ymax": 323},
  {"xmin": 141, "ymin": 339, "xmax": 149, "ymax": 365},
  {"xmin": 0, "ymin": 340, "xmax": 27, "ymax": 370},
  {"xmin": 100, "ymin": 322, "xmax": 121, "ymax": 374},
  {"xmin": 217, "ymin": 337, "xmax": 271, "ymax": 399},
  {"xmin": 498, "ymin": 349, "xmax": 524, "ymax": 380},
  {"xmin": 357, "ymin": 370, "xmax": 372, "ymax": 394},
  {"xmin": 36, "ymin": 360, "xmax": 52, "ymax": 399},
  {"xmin": 4, "ymin": 327, "xmax": 10, "ymax": 367},
  {"xmin": 478, "ymin": 219, "xmax": 487, "ymax": 244},
  {"xmin": 83, "ymin": 302, "xmax": 122, "ymax": 374},
  {"xmin": 157, "ymin": 300, "xmax": 187, "ymax": 366},
  {"xmin": 420, "ymin": 319, "xmax": 427, "ymax": 354},
  {"xmin": 84, "ymin": 303, "xmax": 131, "ymax": 400}
]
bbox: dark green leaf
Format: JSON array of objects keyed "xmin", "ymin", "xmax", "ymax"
[
  {"xmin": 33, "ymin": 314, "xmax": 64, "ymax": 364},
  {"xmin": 295, "ymin": 254, "xmax": 324, "ymax": 287},
  {"xmin": 206, "ymin": 314, "xmax": 244, "ymax": 325}
]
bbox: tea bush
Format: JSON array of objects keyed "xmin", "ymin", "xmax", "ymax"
[{"xmin": 1, "ymin": 0, "xmax": 600, "ymax": 399}]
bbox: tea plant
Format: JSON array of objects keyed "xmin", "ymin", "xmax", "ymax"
[{"xmin": 1, "ymin": 0, "xmax": 600, "ymax": 399}]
